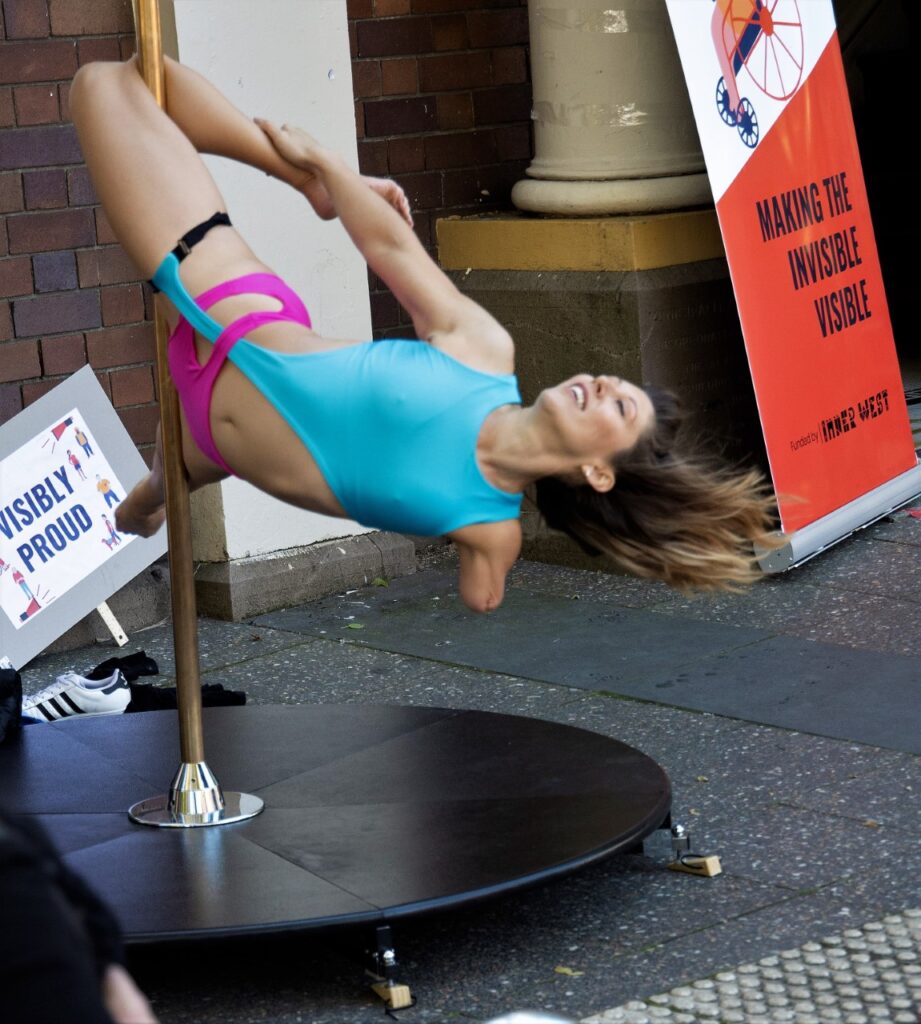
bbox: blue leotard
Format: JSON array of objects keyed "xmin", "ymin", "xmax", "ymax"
[{"xmin": 153, "ymin": 252, "xmax": 522, "ymax": 536}]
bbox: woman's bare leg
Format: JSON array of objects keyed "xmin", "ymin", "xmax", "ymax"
[
  {"xmin": 158, "ymin": 57, "xmax": 328, "ymax": 212},
  {"xmin": 71, "ymin": 60, "xmax": 237, "ymax": 537},
  {"xmin": 159, "ymin": 56, "xmax": 410, "ymax": 223},
  {"xmin": 71, "ymin": 55, "xmax": 410, "ymax": 265},
  {"xmin": 70, "ymin": 59, "xmax": 237, "ymax": 277}
]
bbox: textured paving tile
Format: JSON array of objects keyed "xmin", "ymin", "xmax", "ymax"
[
  {"xmin": 401, "ymin": 890, "xmax": 920, "ymax": 1022},
  {"xmin": 582, "ymin": 909, "xmax": 921, "ymax": 1023},
  {"xmin": 385, "ymin": 859, "xmax": 789, "ymax": 1023},
  {"xmin": 581, "ymin": 913, "xmax": 921, "ymax": 1024}
]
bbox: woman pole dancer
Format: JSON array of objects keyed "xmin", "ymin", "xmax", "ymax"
[{"xmin": 70, "ymin": 57, "xmax": 776, "ymax": 613}]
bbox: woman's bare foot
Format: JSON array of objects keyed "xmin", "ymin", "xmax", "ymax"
[
  {"xmin": 256, "ymin": 118, "xmax": 412, "ymax": 226},
  {"xmin": 115, "ymin": 442, "xmax": 166, "ymax": 537},
  {"xmin": 302, "ymin": 173, "xmax": 412, "ymax": 226}
]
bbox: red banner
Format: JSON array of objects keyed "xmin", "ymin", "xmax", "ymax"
[{"xmin": 666, "ymin": 2, "xmax": 915, "ymax": 533}]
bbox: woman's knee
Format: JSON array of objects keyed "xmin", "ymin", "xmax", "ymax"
[{"xmin": 70, "ymin": 59, "xmax": 134, "ymax": 121}]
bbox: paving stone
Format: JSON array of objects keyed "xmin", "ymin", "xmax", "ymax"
[
  {"xmin": 613, "ymin": 636, "xmax": 921, "ymax": 754},
  {"xmin": 21, "ymin": 619, "xmax": 313, "ymax": 690},
  {"xmin": 558, "ymin": 704, "xmax": 908, "ymax": 814},
  {"xmin": 506, "ymin": 558, "xmax": 681, "ymax": 610},
  {"xmin": 785, "ymin": 755, "xmax": 921, "ymax": 834},
  {"xmin": 201, "ymin": 636, "xmax": 581, "ymax": 717},
  {"xmin": 659, "ymin": 581, "xmax": 921, "ymax": 657},
  {"xmin": 680, "ymin": 803, "xmax": 921, "ymax": 891},
  {"xmin": 254, "ymin": 573, "xmax": 919, "ymax": 750},
  {"xmin": 254, "ymin": 571, "xmax": 772, "ymax": 697},
  {"xmin": 785, "ymin": 536, "xmax": 921, "ymax": 603},
  {"xmin": 864, "ymin": 512, "xmax": 921, "ymax": 549}
]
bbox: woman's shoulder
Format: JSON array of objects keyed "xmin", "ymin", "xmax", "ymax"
[
  {"xmin": 427, "ymin": 305, "xmax": 515, "ymax": 376},
  {"xmin": 449, "ymin": 517, "xmax": 521, "ymax": 555},
  {"xmin": 449, "ymin": 518, "xmax": 522, "ymax": 613}
]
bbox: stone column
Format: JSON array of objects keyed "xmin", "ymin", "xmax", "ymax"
[{"xmin": 512, "ymin": 0, "xmax": 712, "ymax": 216}]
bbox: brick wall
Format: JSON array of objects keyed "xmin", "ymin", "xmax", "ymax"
[
  {"xmin": 0, "ymin": 0, "xmax": 159, "ymax": 454},
  {"xmin": 1, "ymin": 0, "xmax": 533, "ymax": 451},
  {"xmin": 349, "ymin": 0, "xmax": 532, "ymax": 337}
]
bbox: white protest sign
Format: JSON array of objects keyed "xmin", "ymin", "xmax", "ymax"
[
  {"xmin": 0, "ymin": 410, "xmax": 134, "ymax": 628},
  {"xmin": 0, "ymin": 367, "xmax": 167, "ymax": 667}
]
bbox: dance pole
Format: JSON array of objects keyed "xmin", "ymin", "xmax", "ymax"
[{"xmin": 128, "ymin": 0, "xmax": 262, "ymax": 828}]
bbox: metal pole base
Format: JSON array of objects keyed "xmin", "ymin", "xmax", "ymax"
[{"xmin": 128, "ymin": 761, "xmax": 264, "ymax": 828}]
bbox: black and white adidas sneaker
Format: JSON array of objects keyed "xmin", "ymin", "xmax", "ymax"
[{"xmin": 22, "ymin": 670, "xmax": 130, "ymax": 721}]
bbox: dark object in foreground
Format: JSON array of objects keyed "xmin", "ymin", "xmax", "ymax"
[
  {"xmin": 0, "ymin": 808, "xmax": 124, "ymax": 1024},
  {"xmin": 0, "ymin": 667, "xmax": 22, "ymax": 745}
]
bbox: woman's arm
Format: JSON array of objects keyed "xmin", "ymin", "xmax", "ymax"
[
  {"xmin": 257, "ymin": 120, "xmax": 510, "ymax": 362},
  {"xmin": 453, "ymin": 521, "xmax": 521, "ymax": 613}
]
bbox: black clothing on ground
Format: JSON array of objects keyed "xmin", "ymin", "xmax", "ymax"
[
  {"xmin": 127, "ymin": 681, "xmax": 246, "ymax": 712},
  {"xmin": 86, "ymin": 650, "xmax": 159, "ymax": 683}
]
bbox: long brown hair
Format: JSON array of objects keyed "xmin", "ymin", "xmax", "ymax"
[{"xmin": 533, "ymin": 387, "xmax": 778, "ymax": 590}]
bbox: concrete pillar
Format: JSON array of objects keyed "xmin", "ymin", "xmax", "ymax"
[
  {"xmin": 512, "ymin": 0, "xmax": 712, "ymax": 215},
  {"xmin": 166, "ymin": 0, "xmax": 415, "ymax": 618}
]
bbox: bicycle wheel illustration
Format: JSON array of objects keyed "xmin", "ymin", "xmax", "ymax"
[
  {"xmin": 730, "ymin": 0, "xmax": 804, "ymax": 102},
  {"xmin": 716, "ymin": 77, "xmax": 736, "ymax": 126},
  {"xmin": 736, "ymin": 97, "xmax": 759, "ymax": 147}
]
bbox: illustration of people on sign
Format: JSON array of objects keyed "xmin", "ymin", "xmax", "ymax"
[
  {"xmin": 711, "ymin": 0, "xmax": 804, "ymax": 149},
  {"xmin": 96, "ymin": 474, "xmax": 120, "ymax": 509},
  {"xmin": 101, "ymin": 514, "xmax": 122, "ymax": 550},
  {"xmin": 67, "ymin": 448, "xmax": 87, "ymax": 481},
  {"xmin": 10, "ymin": 565, "xmax": 41, "ymax": 622},
  {"xmin": 74, "ymin": 424, "xmax": 94, "ymax": 458}
]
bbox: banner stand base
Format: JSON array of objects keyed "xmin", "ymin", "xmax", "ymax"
[
  {"xmin": 95, "ymin": 601, "xmax": 128, "ymax": 648},
  {"xmin": 759, "ymin": 461, "xmax": 921, "ymax": 573}
]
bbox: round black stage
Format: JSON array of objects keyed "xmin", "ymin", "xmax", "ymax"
[{"xmin": 2, "ymin": 705, "xmax": 670, "ymax": 942}]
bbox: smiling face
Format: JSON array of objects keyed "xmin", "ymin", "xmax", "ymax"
[{"xmin": 537, "ymin": 374, "xmax": 657, "ymax": 488}]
